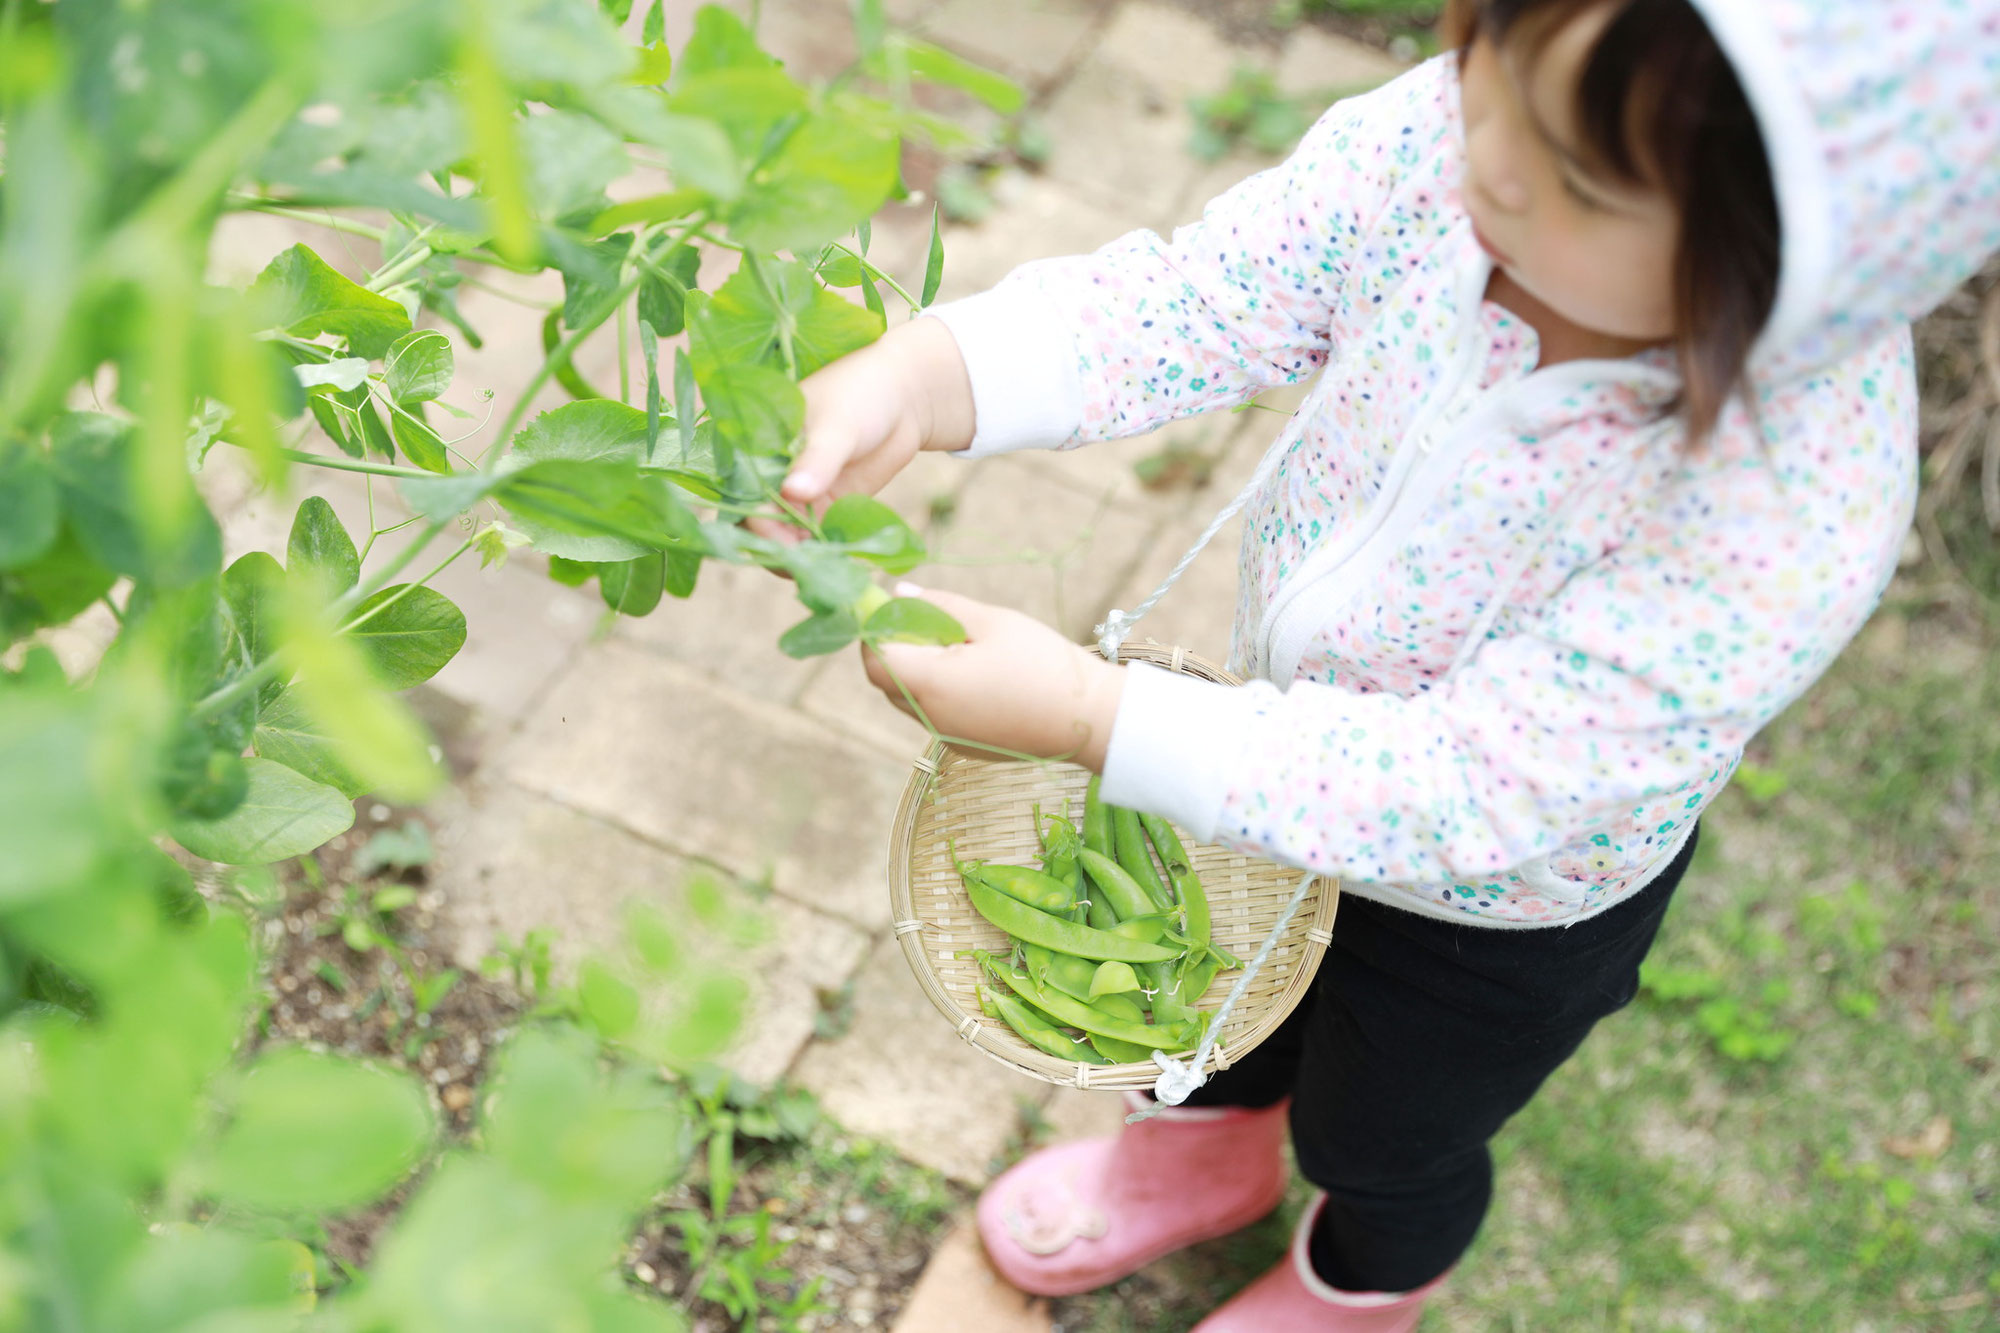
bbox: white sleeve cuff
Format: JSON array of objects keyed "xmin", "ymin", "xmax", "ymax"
[
  {"xmin": 1099, "ymin": 662, "xmax": 1260, "ymax": 843},
  {"xmin": 921, "ymin": 285, "xmax": 1083, "ymax": 460}
]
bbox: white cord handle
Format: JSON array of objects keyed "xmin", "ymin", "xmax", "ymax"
[
  {"xmin": 1126, "ymin": 868, "xmax": 1319, "ymax": 1123},
  {"xmin": 1095, "ymin": 429, "xmax": 1294, "ymax": 661}
]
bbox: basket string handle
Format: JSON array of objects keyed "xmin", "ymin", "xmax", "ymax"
[
  {"xmin": 1094, "ymin": 432, "xmax": 1293, "ymax": 663},
  {"xmin": 1127, "ymin": 868, "xmax": 1319, "ymax": 1123}
]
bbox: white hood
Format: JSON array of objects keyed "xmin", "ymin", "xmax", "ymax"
[{"xmin": 1690, "ymin": 0, "xmax": 2000, "ymax": 380}]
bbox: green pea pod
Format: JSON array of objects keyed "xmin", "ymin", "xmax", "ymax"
[
  {"xmin": 962, "ymin": 881, "xmax": 1179, "ymax": 963},
  {"xmin": 1169, "ymin": 866, "xmax": 1211, "ymax": 951},
  {"xmin": 1138, "ymin": 811, "xmax": 1193, "ymax": 876},
  {"xmin": 1086, "ymin": 894, "xmax": 1119, "ymax": 932},
  {"xmin": 1092, "ymin": 992, "xmax": 1146, "ymax": 1024},
  {"xmin": 979, "ymin": 954, "xmax": 1195, "ymax": 1050},
  {"xmin": 1179, "ymin": 951, "xmax": 1224, "ymax": 1006},
  {"xmin": 985, "ymin": 987, "xmax": 1109, "ymax": 1065},
  {"xmin": 970, "ymin": 863, "xmax": 1076, "ymax": 914},
  {"xmin": 1023, "ymin": 943, "xmax": 1100, "ymax": 1004},
  {"xmin": 1083, "ymin": 776, "xmax": 1112, "ymax": 857},
  {"xmin": 1143, "ymin": 959, "xmax": 1191, "ymax": 1025},
  {"xmin": 1088, "ymin": 960, "xmax": 1142, "ymax": 999},
  {"xmin": 1113, "ymin": 807, "xmax": 1173, "ymax": 910},
  {"xmin": 1088, "ymin": 1032, "xmax": 1155, "ymax": 1064},
  {"xmin": 1076, "ymin": 847, "xmax": 1156, "ymax": 922},
  {"xmin": 1107, "ymin": 911, "xmax": 1177, "ymax": 946}
]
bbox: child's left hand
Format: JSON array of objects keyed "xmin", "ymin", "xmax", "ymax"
[{"xmin": 862, "ymin": 585, "xmax": 1126, "ymax": 771}]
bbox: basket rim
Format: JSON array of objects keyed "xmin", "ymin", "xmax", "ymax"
[{"xmin": 887, "ymin": 641, "xmax": 1340, "ymax": 1091}]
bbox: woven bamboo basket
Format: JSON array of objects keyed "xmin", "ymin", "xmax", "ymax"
[{"xmin": 888, "ymin": 641, "xmax": 1340, "ymax": 1090}]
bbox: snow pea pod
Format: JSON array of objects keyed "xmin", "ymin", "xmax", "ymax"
[
  {"xmin": 1089, "ymin": 961, "xmax": 1142, "ymax": 998},
  {"xmin": 983, "ymin": 986, "xmax": 1109, "ymax": 1065},
  {"xmin": 1142, "ymin": 959, "xmax": 1191, "ymax": 1025},
  {"xmin": 1083, "ymin": 776, "xmax": 1113, "ymax": 857},
  {"xmin": 1076, "ymin": 847, "xmax": 1156, "ymax": 922},
  {"xmin": 1113, "ymin": 807, "xmax": 1173, "ymax": 910},
  {"xmin": 968, "ymin": 862, "xmax": 1077, "ymax": 914},
  {"xmin": 1022, "ymin": 942, "xmax": 1100, "ymax": 1004},
  {"xmin": 979, "ymin": 954, "xmax": 1196, "ymax": 1050},
  {"xmin": 962, "ymin": 881, "xmax": 1179, "ymax": 963},
  {"xmin": 1138, "ymin": 812, "xmax": 1215, "ymax": 952}
]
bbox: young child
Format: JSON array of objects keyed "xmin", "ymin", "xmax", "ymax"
[{"xmin": 777, "ymin": 0, "xmax": 2000, "ymax": 1326}]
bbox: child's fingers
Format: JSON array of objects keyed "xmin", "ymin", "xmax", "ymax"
[
  {"xmin": 891, "ymin": 582, "xmax": 995, "ymax": 635},
  {"xmin": 783, "ymin": 418, "xmax": 861, "ymax": 504}
]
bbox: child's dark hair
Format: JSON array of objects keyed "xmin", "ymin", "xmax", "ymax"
[{"xmin": 1446, "ymin": 0, "xmax": 1780, "ymax": 442}]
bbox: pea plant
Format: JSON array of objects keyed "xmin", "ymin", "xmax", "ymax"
[{"xmin": 0, "ymin": 0, "xmax": 1015, "ymax": 1327}]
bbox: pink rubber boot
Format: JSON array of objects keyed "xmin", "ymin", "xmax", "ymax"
[
  {"xmin": 1191, "ymin": 1192, "xmax": 1451, "ymax": 1332},
  {"xmin": 975, "ymin": 1092, "xmax": 1290, "ymax": 1297}
]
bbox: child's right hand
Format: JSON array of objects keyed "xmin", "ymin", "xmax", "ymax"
[{"xmin": 752, "ymin": 316, "xmax": 976, "ymax": 547}]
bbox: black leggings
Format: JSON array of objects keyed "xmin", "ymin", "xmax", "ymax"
[{"xmin": 1185, "ymin": 826, "xmax": 1698, "ymax": 1293}]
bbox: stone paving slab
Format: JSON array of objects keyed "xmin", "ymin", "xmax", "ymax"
[
  {"xmin": 795, "ymin": 649, "xmax": 936, "ymax": 762},
  {"xmin": 915, "ymin": 455, "xmax": 1159, "ymax": 642},
  {"xmin": 430, "ymin": 781, "xmax": 870, "ymax": 1086},
  {"xmin": 614, "ymin": 558, "xmax": 831, "ymax": 707},
  {"xmin": 499, "ymin": 639, "xmax": 908, "ymax": 930},
  {"xmin": 931, "ymin": 169, "xmax": 1152, "ymax": 301},
  {"xmin": 889, "ymin": 1224, "xmax": 1052, "ymax": 1333},
  {"xmin": 917, "ymin": 0, "xmax": 1109, "ymax": 92},
  {"xmin": 793, "ymin": 936, "xmax": 1048, "ymax": 1185}
]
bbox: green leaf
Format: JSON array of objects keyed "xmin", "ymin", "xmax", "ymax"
[
  {"xmin": 500, "ymin": 460, "xmax": 700, "ymax": 561},
  {"xmin": 674, "ymin": 5, "xmax": 778, "ymax": 80},
  {"xmin": 0, "ymin": 441, "xmax": 59, "ymax": 570},
  {"xmin": 508, "ymin": 401, "xmax": 669, "ymax": 560},
  {"xmin": 664, "ymin": 548, "xmax": 701, "ymax": 598},
  {"xmin": 293, "ymin": 357, "xmax": 372, "ymax": 392},
  {"xmin": 170, "ymin": 757, "xmax": 355, "ymax": 865},
  {"xmin": 0, "ymin": 690, "xmax": 103, "ymax": 903},
  {"xmin": 346, "ymin": 585, "xmax": 468, "ymax": 689},
  {"xmin": 384, "ymin": 329, "xmax": 454, "ymax": 404},
  {"xmin": 578, "ymin": 958, "xmax": 640, "ymax": 1037},
  {"xmin": 0, "ymin": 523, "xmax": 116, "ymax": 645},
  {"xmin": 639, "ymin": 318, "xmax": 663, "ymax": 459},
  {"xmin": 480, "ymin": 1026, "xmax": 689, "ymax": 1210},
  {"xmin": 667, "ymin": 67, "xmax": 807, "ymax": 165},
  {"xmin": 283, "ymin": 590, "xmax": 442, "ymax": 804},
  {"xmin": 554, "ymin": 231, "xmax": 635, "ymax": 330},
  {"xmin": 631, "ymin": 40, "xmax": 674, "ymax": 86},
  {"xmin": 221, "ymin": 552, "xmax": 286, "ymax": 681},
  {"xmin": 203, "ymin": 1047, "xmax": 434, "ymax": 1212},
  {"xmin": 522, "ymin": 109, "xmax": 631, "ymax": 221},
  {"xmin": 636, "ymin": 243, "xmax": 701, "ymax": 339},
  {"xmin": 863, "ymin": 597, "xmax": 967, "ymax": 646},
  {"xmin": 728, "ymin": 106, "xmax": 900, "ymax": 255},
  {"xmin": 860, "ymin": 266, "xmax": 885, "ymax": 321},
  {"xmin": 604, "ymin": 99, "xmax": 743, "ymax": 200},
  {"xmin": 589, "ymin": 188, "xmax": 705, "ymax": 235},
  {"xmin": 247, "ymin": 243, "xmax": 413, "ymax": 360},
  {"xmin": 693, "ymin": 360, "xmax": 803, "ymax": 462},
  {"xmin": 922, "ymin": 203, "xmax": 945, "ymax": 307},
  {"xmin": 821, "ymin": 493, "xmax": 923, "ymax": 573},
  {"xmin": 780, "ymin": 544, "xmax": 870, "ymax": 616},
  {"xmin": 778, "ymin": 607, "xmax": 859, "ymax": 659},
  {"xmin": 895, "ymin": 38, "xmax": 1024, "ymax": 114},
  {"xmin": 816, "ymin": 251, "xmax": 867, "ymax": 288},
  {"xmin": 252, "ymin": 687, "xmax": 364, "ymax": 799},
  {"xmin": 598, "ymin": 553, "xmax": 666, "ymax": 617},
  {"xmin": 49, "ymin": 412, "xmax": 220, "ymax": 585},
  {"xmin": 642, "ymin": 0, "xmax": 666, "ymax": 46},
  {"xmin": 854, "ymin": 0, "xmax": 887, "ymax": 57},
  {"xmin": 390, "ymin": 406, "xmax": 452, "ymax": 474},
  {"xmin": 674, "ymin": 348, "xmax": 698, "ymax": 462},
  {"xmin": 287, "ymin": 496, "xmax": 360, "ymax": 596}
]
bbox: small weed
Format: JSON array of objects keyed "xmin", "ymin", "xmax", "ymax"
[
  {"xmin": 1189, "ymin": 68, "xmax": 1315, "ymax": 162},
  {"xmin": 480, "ymin": 927, "xmax": 556, "ymax": 1001},
  {"xmin": 1732, "ymin": 760, "xmax": 1791, "ymax": 804},
  {"xmin": 353, "ymin": 820, "xmax": 434, "ymax": 878}
]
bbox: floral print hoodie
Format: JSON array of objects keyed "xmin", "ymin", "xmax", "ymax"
[{"xmin": 928, "ymin": 1, "xmax": 2000, "ymax": 927}]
